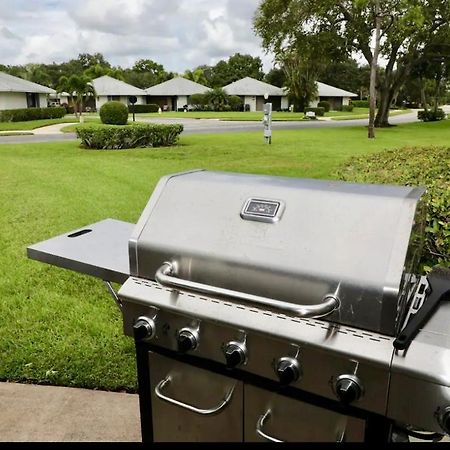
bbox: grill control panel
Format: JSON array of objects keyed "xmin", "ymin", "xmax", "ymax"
[{"xmin": 240, "ymin": 198, "xmax": 284, "ymax": 223}]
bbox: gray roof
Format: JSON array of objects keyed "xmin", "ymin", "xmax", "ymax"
[
  {"xmin": 0, "ymin": 71, "xmax": 55, "ymax": 94},
  {"xmin": 317, "ymin": 82, "xmax": 357, "ymax": 98},
  {"xmin": 92, "ymin": 75, "xmax": 146, "ymax": 96},
  {"xmin": 145, "ymin": 77, "xmax": 208, "ymax": 96},
  {"xmin": 223, "ymin": 77, "xmax": 285, "ymax": 96}
]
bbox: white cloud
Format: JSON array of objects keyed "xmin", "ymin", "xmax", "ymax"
[{"xmin": 0, "ymin": 0, "xmax": 273, "ymax": 72}]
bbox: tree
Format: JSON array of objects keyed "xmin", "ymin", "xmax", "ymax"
[
  {"xmin": 183, "ymin": 67, "xmax": 209, "ymax": 86},
  {"xmin": 57, "ymin": 75, "xmax": 95, "ymax": 118},
  {"xmin": 254, "ymin": 0, "xmax": 450, "ymax": 127},
  {"xmin": 319, "ymin": 59, "xmax": 362, "ymax": 96},
  {"xmin": 204, "ymin": 88, "xmax": 229, "ymax": 110},
  {"xmin": 77, "ymin": 53, "xmax": 110, "ymax": 70},
  {"xmin": 264, "ymin": 67, "xmax": 285, "ymax": 87},
  {"xmin": 209, "ymin": 53, "xmax": 265, "ymax": 87}
]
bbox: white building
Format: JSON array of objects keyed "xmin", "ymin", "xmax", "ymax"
[
  {"xmin": 91, "ymin": 75, "xmax": 146, "ymax": 110},
  {"xmin": 0, "ymin": 71, "xmax": 55, "ymax": 110},
  {"xmin": 310, "ymin": 82, "xmax": 358, "ymax": 109},
  {"xmin": 223, "ymin": 77, "xmax": 289, "ymax": 112},
  {"xmin": 145, "ymin": 77, "xmax": 208, "ymax": 111}
]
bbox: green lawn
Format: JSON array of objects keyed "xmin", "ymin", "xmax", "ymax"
[
  {"xmin": 136, "ymin": 111, "xmax": 314, "ymax": 121},
  {"xmin": 0, "ymin": 117, "xmax": 79, "ymax": 131},
  {"xmin": 1, "ymin": 120, "xmax": 449, "ymax": 392},
  {"xmin": 330, "ymin": 108, "xmax": 411, "ymax": 121}
]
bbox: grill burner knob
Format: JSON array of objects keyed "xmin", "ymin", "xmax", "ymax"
[
  {"xmin": 275, "ymin": 357, "xmax": 302, "ymax": 385},
  {"xmin": 223, "ymin": 342, "xmax": 247, "ymax": 369},
  {"xmin": 133, "ymin": 316, "xmax": 156, "ymax": 341},
  {"xmin": 439, "ymin": 407, "xmax": 450, "ymax": 434},
  {"xmin": 177, "ymin": 328, "xmax": 199, "ymax": 353},
  {"xmin": 335, "ymin": 375, "xmax": 363, "ymax": 404}
]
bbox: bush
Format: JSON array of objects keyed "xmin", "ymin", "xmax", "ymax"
[
  {"xmin": 304, "ymin": 107, "xmax": 325, "ymax": 116},
  {"xmin": 417, "ymin": 109, "xmax": 446, "ymax": 122},
  {"xmin": 228, "ymin": 95, "xmax": 244, "ymax": 111},
  {"xmin": 189, "ymin": 93, "xmax": 208, "ymax": 108},
  {"xmin": 0, "ymin": 106, "xmax": 66, "ymax": 122},
  {"xmin": 76, "ymin": 123, "xmax": 184, "ymax": 149},
  {"xmin": 129, "ymin": 104, "xmax": 159, "ymax": 113},
  {"xmin": 317, "ymin": 101, "xmax": 330, "ymax": 112},
  {"xmin": 352, "ymin": 100, "xmax": 369, "ymax": 108},
  {"xmin": 99, "ymin": 101, "xmax": 128, "ymax": 125},
  {"xmin": 336, "ymin": 146, "xmax": 450, "ymax": 270},
  {"xmin": 341, "ymin": 104, "xmax": 354, "ymax": 112}
]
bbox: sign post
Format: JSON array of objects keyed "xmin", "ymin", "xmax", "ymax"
[
  {"xmin": 262, "ymin": 93, "xmax": 272, "ymax": 144},
  {"xmin": 128, "ymin": 96, "xmax": 137, "ymax": 122}
]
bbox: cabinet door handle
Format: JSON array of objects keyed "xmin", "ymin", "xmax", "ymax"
[
  {"xmin": 155, "ymin": 375, "xmax": 236, "ymax": 415},
  {"xmin": 256, "ymin": 410, "xmax": 284, "ymax": 442}
]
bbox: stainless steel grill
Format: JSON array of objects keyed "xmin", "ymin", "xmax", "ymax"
[{"xmin": 28, "ymin": 169, "xmax": 450, "ymax": 442}]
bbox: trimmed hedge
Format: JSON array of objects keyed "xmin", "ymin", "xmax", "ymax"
[
  {"xmin": 76, "ymin": 123, "xmax": 184, "ymax": 149},
  {"xmin": 352, "ymin": 100, "xmax": 369, "ymax": 108},
  {"xmin": 304, "ymin": 107, "xmax": 325, "ymax": 116},
  {"xmin": 317, "ymin": 101, "xmax": 330, "ymax": 112},
  {"xmin": 340, "ymin": 104, "xmax": 354, "ymax": 112},
  {"xmin": 0, "ymin": 106, "xmax": 66, "ymax": 122},
  {"xmin": 336, "ymin": 146, "xmax": 450, "ymax": 270},
  {"xmin": 129, "ymin": 104, "xmax": 159, "ymax": 113},
  {"xmin": 417, "ymin": 109, "xmax": 446, "ymax": 122},
  {"xmin": 99, "ymin": 101, "xmax": 128, "ymax": 125}
]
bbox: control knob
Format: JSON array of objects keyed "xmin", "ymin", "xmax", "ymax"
[
  {"xmin": 275, "ymin": 357, "xmax": 302, "ymax": 385},
  {"xmin": 133, "ymin": 316, "xmax": 156, "ymax": 341},
  {"xmin": 223, "ymin": 342, "xmax": 247, "ymax": 369},
  {"xmin": 177, "ymin": 327, "xmax": 199, "ymax": 353},
  {"xmin": 439, "ymin": 406, "xmax": 450, "ymax": 435},
  {"xmin": 335, "ymin": 374, "xmax": 364, "ymax": 404}
]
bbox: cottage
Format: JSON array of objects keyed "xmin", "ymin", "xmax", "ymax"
[
  {"xmin": 91, "ymin": 75, "xmax": 146, "ymax": 110},
  {"xmin": 145, "ymin": 77, "xmax": 208, "ymax": 111},
  {"xmin": 312, "ymin": 82, "xmax": 358, "ymax": 109},
  {"xmin": 0, "ymin": 71, "xmax": 55, "ymax": 110},
  {"xmin": 223, "ymin": 77, "xmax": 288, "ymax": 112}
]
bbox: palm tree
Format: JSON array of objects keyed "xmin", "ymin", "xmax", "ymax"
[
  {"xmin": 57, "ymin": 75, "xmax": 95, "ymax": 120},
  {"xmin": 205, "ymin": 88, "xmax": 229, "ymax": 111}
]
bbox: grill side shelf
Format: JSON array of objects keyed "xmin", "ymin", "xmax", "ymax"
[{"xmin": 26, "ymin": 218, "xmax": 133, "ymax": 284}]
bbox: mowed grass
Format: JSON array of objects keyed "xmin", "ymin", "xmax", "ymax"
[
  {"xmin": 0, "ymin": 117, "xmax": 78, "ymax": 131},
  {"xmin": 1, "ymin": 120, "xmax": 449, "ymax": 392}
]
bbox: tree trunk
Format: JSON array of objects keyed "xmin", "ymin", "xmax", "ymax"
[
  {"xmin": 420, "ymin": 77, "xmax": 428, "ymax": 112},
  {"xmin": 368, "ymin": 0, "xmax": 381, "ymax": 139}
]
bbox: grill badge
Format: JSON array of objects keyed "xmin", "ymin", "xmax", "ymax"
[{"xmin": 241, "ymin": 198, "xmax": 284, "ymax": 223}]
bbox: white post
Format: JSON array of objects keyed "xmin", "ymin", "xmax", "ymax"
[{"xmin": 262, "ymin": 93, "xmax": 272, "ymax": 144}]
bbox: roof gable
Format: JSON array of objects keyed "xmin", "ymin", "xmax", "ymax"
[
  {"xmin": 91, "ymin": 75, "xmax": 146, "ymax": 96},
  {"xmin": 0, "ymin": 71, "xmax": 55, "ymax": 94},
  {"xmin": 145, "ymin": 77, "xmax": 209, "ymax": 96},
  {"xmin": 317, "ymin": 82, "xmax": 357, "ymax": 97},
  {"xmin": 223, "ymin": 77, "xmax": 285, "ymax": 96}
]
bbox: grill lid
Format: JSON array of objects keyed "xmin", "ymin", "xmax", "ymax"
[{"xmin": 129, "ymin": 170, "xmax": 425, "ymax": 335}]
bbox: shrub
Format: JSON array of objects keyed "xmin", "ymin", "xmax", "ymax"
[
  {"xmin": 352, "ymin": 100, "xmax": 369, "ymax": 108},
  {"xmin": 341, "ymin": 104, "xmax": 354, "ymax": 112},
  {"xmin": 304, "ymin": 107, "xmax": 325, "ymax": 116},
  {"xmin": 189, "ymin": 93, "xmax": 208, "ymax": 108},
  {"xmin": 336, "ymin": 146, "xmax": 450, "ymax": 270},
  {"xmin": 417, "ymin": 109, "xmax": 446, "ymax": 122},
  {"xmin": 317, "ymin": 101, "xmax": 330, "ymax": 112},
  {"xmin": 129, "ymin": 104, "xmax": 159, "ymax": 113},
  {"xmin": 228, "ymin": 95, "xmax": 244, "ymax": 111},
  {"xmin": 99, "ymin": 101, "xmax": 128, "ymax": 125},
  {"xmin": 76, "ymin": 123, "xmax": 184, "ymax": 149},
  {"xmin": 0, "ymin": 106, "xmax": 66, "ymax": 122}
]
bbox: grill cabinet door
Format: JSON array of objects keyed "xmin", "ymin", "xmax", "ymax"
[
  {"xmin": 244, "ymin": 384, "xmax": 365, "ymax": 442},
  {"xmin": 149, "ymin": 352, "xmax": 243, "ymax": 442}
]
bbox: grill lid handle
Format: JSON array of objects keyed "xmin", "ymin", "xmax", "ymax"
[{"xmin": 155, "ymin": 262, "xmax": 340, "ymax": 318}]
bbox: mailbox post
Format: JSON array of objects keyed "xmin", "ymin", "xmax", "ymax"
[
  {"xmin": 128, "ymin": 96, "xmax": 137, "ymax": 122},
  {"xmin": 262, "ymin": 101, "xmax": 272, "ymax": 144}
]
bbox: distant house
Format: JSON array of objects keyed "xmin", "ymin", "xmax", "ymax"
[
  {"xmin": 91, "ymin": 75, "xmax": 146, "ymax": 110},
  {"xmin": 145, "ymin": 77, "xmax": 208, "ymax": 111},
  {"xmin": 223, "ymin": 77, "xmax": 288, "ymax": 112},
  {"xmin": 311, "ymin": 82, "xmax": 358, "ymax": 109},
  {"xmin": 0, "ymin": 71, "xmax": 55, "ymax": 110}
]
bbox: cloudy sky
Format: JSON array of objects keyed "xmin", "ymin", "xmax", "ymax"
[{"xmin": 0, "ymin": 0, "xmax": 274, "ymax": 72}]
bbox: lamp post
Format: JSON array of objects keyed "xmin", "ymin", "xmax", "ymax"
[{"xmin": 262, "ymin": 92, "xmax": 272, "ymax": 144}]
